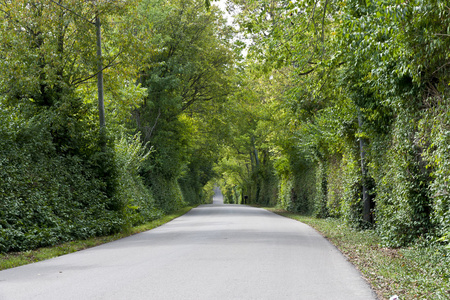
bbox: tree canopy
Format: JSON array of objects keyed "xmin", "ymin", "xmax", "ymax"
[{"xmin": 1, "ymin": 0, "xmax": 450, "ymax": 253}]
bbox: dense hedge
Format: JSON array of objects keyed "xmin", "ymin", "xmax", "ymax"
[
  {"xmin": 230, "ymin": 0, "xmax": 450, "ymax": 249},
  {"xmin": 0, "ymin": 104, "xmax": 125, "ymax": 252},
  {"xmin": 0, "ymin": 102, "xmax": 210, "ymax": 252},
  {"xmin": 0, "ymin": 0, "xmax": 232, "ymax": 253}
]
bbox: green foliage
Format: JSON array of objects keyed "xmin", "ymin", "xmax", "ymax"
[
  {"xmin": 338, "ymin": 152, "xmax": 367, "ymax": 228},
  {"xmin": 179, "ymin": 147, "xmax": 217, "ymax": 205},
  {"xmin": 314, "ymin": 160, "xmax": 329, "ymax": 218},
  {"xmin": 114, "ymin": 132, "xmax": 162, "ymax": 226},
  {"xmin": 148, "ymin": 177, "xmax": 186, "ymax": 213},
  {"xmin": 334, "ymin": 0, "xmax": 449, "ymax": 245},
  {"xmin": 373, "ymin": 114, "xmax": 432, "ymax": 247},
  {"xmin": 274, "ymin": 150, "xmax": 316, "ymax": 214},
  {"xmin": 230, "ymin": 0, "xmax": 450, "ymax": 248},
  {"xmin": 0, "ymin": 0, "xmax": 225, "ymax": 253},
  {"xmin": 0, "ymin": 102, "xmax": 124, "ymax": 253},
  {"xmin": 201, "ymin": 181, "xmax": 216, "ymax": 204},
  {"xmin": 133, "ymin": 0, "xmax": 233, "ymax": 212}
]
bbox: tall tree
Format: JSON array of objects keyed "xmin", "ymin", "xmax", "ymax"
[{"xmin": 132, "ymin": 0, "xmax": 234, "ymax": 211}]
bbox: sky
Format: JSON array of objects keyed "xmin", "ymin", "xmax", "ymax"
[
  {"xmin": 214, "ymin": 0, "xmax": 234, "ymax": 25},
  {"xmin": 212, "ymin": 0, "xmax": 249, "ymax": 58}
]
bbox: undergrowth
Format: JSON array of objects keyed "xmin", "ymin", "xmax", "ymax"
[{"xmin": 269, "ymin": 209, "xmax": 450, "ymax": 300}]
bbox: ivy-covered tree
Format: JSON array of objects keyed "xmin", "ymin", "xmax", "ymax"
[
  {"xmin": 0, "ymin": 0, "xmax": 155, "ymax": 252},
  {"xmin": 132, "ymin": 0, "xmax": 234, "ymax": 212},
  {"xmin": 227, "ymin": 0, "xmax": 450, "ymax": 246}
]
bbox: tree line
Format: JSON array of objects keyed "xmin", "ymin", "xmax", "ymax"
[
  {"xmin": 218, "ymin": 0, "xmax": 450, "ymax": 247},
  {"xmin": 1, "ymin": 0, "xmax": 449, "ymax": 253},
  {"xmin": 0, "ymin": 0, "xmax": 234, "ymax": 252}
]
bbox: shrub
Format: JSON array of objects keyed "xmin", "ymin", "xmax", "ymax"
[
  {"xmin": 0, "ymin": 102, "xmax": 124, "ymax": 252},
  {"xmin": 113, "ymin": 132, "xmax": 162, "ymax": 226}
]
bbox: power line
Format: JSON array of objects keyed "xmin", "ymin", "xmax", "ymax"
[{"xmin": 48, "ymin": 0, "xmax": 95, "ymax": 24}]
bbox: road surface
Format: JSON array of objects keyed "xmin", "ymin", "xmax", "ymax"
[{"xmin": 0, "ymin": 188, "xmax": 377, "ymax": 299}]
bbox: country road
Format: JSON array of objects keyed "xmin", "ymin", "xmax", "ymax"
[{"xmin": 0, "ymin": 188, "xmax": 377, "ymax": 299}]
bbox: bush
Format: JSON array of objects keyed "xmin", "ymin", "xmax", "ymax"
[
  {"xmin": 0, "ymin": 102, "xmax": 124, "ymax": 252},
  {"xmin": 113, "ymin": 132, "xmax": 162, "ymax": 226},
  {"xmin": 148, "ymin": 176, "xmax": 186, "ymax": 213}
]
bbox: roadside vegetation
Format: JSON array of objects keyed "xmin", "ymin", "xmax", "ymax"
[
  {"xmin": 0, "ymin": 206, "xmax": 194, "ymax": 271},
  {"xmin": 270, "ymin": 209, "xmax": 450, "ymax": 300},
  {"xmin": 0, "ymin": 0, "xmax": 226, "ymax": 253},
  {"xmin": 218, "ymin": 0, "xmax": 450, "ymax": 254},
  {"xmin": 1, "ymin": 2, "xmax": 449, "ymax": 297}
]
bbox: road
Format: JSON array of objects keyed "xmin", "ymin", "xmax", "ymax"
[{"xmin": 0, "ymin": 188, "xmax": 377, "ymax": 299}]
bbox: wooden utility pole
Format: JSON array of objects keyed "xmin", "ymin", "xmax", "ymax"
[{"xmin": 96, "ymin": 15, "xmax": 106, "ymax": 129}]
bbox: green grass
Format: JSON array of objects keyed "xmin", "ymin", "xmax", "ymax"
[
  {"xmin": 268, "ymin": 209, "xmax": 450, "ymax": 300},
  {"xmin": 0, "ymin": 206, "xmax": 194, "ymax": 271}
]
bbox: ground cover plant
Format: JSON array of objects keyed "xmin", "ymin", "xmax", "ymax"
[{"xmin": 270, "ymin": 209, "xmax": 450, "ymax": 300}]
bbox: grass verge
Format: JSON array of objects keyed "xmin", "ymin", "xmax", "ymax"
[
  {"xmin": 0, "ymin": 206, "xmax": 194, "ymax": 271},
  {"xmin": 267, "ymin": 208, "xmax": 450, "ymax": 300}
]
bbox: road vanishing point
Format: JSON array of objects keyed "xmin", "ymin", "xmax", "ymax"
[{"xmin": 0, "ymin": 188, "xmax": 377, "ymax": 300}]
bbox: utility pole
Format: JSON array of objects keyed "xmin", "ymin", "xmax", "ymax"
[{"xmin": 96, "ymin": 15, "xmax": 106, "ymax": 129}]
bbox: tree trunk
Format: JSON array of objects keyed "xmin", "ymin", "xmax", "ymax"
[
  {"xmin": 251, "ymin": 135, "xmax": 260, "ymax": 168},
  {"xmin": 358, "ymin": 108, "xmax": 371, "ymax": 223}
]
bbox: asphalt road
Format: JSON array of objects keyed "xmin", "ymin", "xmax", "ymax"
[{"xmin": 0, "ymin": 188, "xmax": 377, "ymax": 299}]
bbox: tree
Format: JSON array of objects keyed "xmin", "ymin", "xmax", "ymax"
[
  {"xmin": 0, "ymin": 0, "xmax": 153, "ymax": 252},
  {"xmin": 131, "ymin": 0, "xmax": 235, "ymax": 211}
]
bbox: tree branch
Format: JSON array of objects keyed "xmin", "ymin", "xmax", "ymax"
[
  {"xmin": 70, "ymin": 49, "xmax": 124, "ymax": 86},
  {"xmin": 297, "ymin": 68, "xmax": 316, "ymax": 76},
  {"xmin": 49, "ymin": 0, "xmax": 94, "ymax": 24},
  {"xmin": 144, "ymin": 108, "xmax": 161, "ymax": 141}
]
